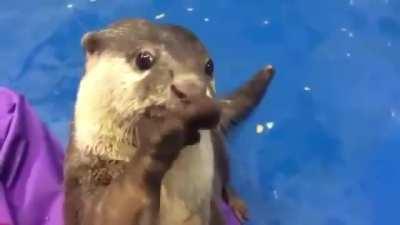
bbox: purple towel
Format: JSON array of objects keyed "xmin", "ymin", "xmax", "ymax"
[{"xmin": 0, "ymin": 87, "xmax": 240, "ymax": 225}]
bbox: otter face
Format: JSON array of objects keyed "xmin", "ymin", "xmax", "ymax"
[{"xmin": 74, "ymin": 19, "xmax": 216, "ymax": 160}]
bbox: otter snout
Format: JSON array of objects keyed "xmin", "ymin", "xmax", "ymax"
[
  {"xmin": 170, "ymin": 78, "xmax": 207, "ymax": 100},
  {"xmin": 168, "ymin": 78, "xmax": 221, "ymax": 131}
]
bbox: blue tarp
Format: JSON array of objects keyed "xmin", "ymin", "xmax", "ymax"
[{"xmin": 1, "ymin": 1, "xmax": 399, "ymax": 225}]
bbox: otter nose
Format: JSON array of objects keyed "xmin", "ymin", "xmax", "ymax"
[{"xmin": 170, "ymin": 80, "xmax": 206, "ymax": 99}]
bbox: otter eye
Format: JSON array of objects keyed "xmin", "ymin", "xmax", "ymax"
[
  {"xmin": 205, "ymin": 59, "xmax": 214, "ymax": 77},
  {"xmin": 136, "ymin": 51, "xmax": 155, "ymax": 71}
]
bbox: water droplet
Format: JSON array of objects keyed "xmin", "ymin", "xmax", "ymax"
[
  {"xmin": 221, "ymin": 99, "xmax": 232, "ymax": 104},
  {"xmin": 304, "ymin": 86, "xmax": 311, "ymax": 92},
  {"xmin": 266, "ymin": 122, "xmax": 275, "ymax": 130},
  {"xmin": 387, "ymin": 41, "xmax": 392, "ymax": 47},
  {"xmin": 340, "ymin": 27, "xmax": 348, "ymax": 32},
  {"xmin": 349, "ymin": 0, "xmax": 355, "ymax": 5},
  {"xmin": 186, "ymin": 7, "xmax": 194, "ymax": 12},
  {"xmin": 346, "ymin": 52, "xmax": 351, "ymax": 57},
  {"xmin": 273, "ymin": 189, "xmax": 279, "ymax": 199},
  {"xmin": 256, "ymin": 124, "xmax": 264, "ymax": 134},
  {"xmin": 348, "ymin": 32, "xmax": 354, "ymax": 38},
  {"xmin": 155, "ymin": 13, "xmax": 166, "ymax": 20},
  {"xmin": 66, "ymin": 3, "xmax": 74, "ymax": 9},
  {"xmin": 263, "ymin": 20, "xmax": 270, "ymax": 25},
  {"xmin": 391, "ymin": 109, "xmax": 396, "ymax": 118},
  {"xmin": 89, "ymin": 0, "xmax": 96, "ymax": 2},
  {"xmin": 204, "ymin": 17, "xmax": 210, "ymax": 22}
]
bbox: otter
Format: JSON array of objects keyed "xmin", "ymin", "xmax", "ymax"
[
  {"xmin": 65, "ymin": 98, "xmax": 221, "ymax": 225},
  {"xmin": 64, "ymin": 19, "xmax": 275, "ymax": 225}
]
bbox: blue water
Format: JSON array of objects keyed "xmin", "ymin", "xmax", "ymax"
[{"xmin": 1, "ymin": 0, "xmax": 399, "ymax": 225}]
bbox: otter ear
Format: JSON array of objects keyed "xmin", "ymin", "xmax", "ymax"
[{"xmin": 81, "ymin": 32, "xmax": 102, "ymax": 54}]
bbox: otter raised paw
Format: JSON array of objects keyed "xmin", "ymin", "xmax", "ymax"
[
  {"xmin": 78, "ymin": 100, "xmax": 220, "ymax": 225},
  {"xmin": 134, "ymin": 98, "xmax": 221, "ymax": 176}
]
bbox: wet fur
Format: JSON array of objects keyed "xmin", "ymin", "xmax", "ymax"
[{"xmin": 64, "ymin": 19, "xmax": 275, "ymax": 225}]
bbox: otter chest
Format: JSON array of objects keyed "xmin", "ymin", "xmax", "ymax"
[{"xmin": 160, "ymin": 130, "xmax": 215, "ymax": 224}]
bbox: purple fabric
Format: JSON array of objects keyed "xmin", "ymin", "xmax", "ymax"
[
  {"xmin": 0, "ymin": 87, "xmax": 240, "ymax": 225},
  {"xmin": 0, "ymin": 87, "xmax": 64, "ymax": 225},
  {"xmin": 218, "ymin": 199, "xmax": 241, "ymax": 225}
]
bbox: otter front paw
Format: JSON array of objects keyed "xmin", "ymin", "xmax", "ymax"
[
  {"xmin": 135, "ymin": 106, "xmax": 186, "ymax": 161},
  {"xmin": 230, "ymin": 197, "xmax": 249, "ymax": 224},
  {"xmin": 135, "ymin": 96, "xmax": 221, "ymax": 162},
  {"xmin": 133, "ymin": 95, "xmax": 221, "ymax": 186}
]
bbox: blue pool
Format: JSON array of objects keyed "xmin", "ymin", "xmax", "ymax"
[{"xmin": 1, "ymin": 1, "xmax": 399, "ymax": 225}]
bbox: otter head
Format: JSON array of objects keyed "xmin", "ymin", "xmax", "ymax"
[{"xmin": 73, "ymin": 19, "xmax": 218, "ymax": 160}]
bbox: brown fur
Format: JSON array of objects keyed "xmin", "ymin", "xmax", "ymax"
[
  {"xmin": 65, "ymin": 102, "xmax": 221, "ymax": 225},
  {"xmin": 64, "ymin": 18, "xmax": 275, "ymax": 225}
]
